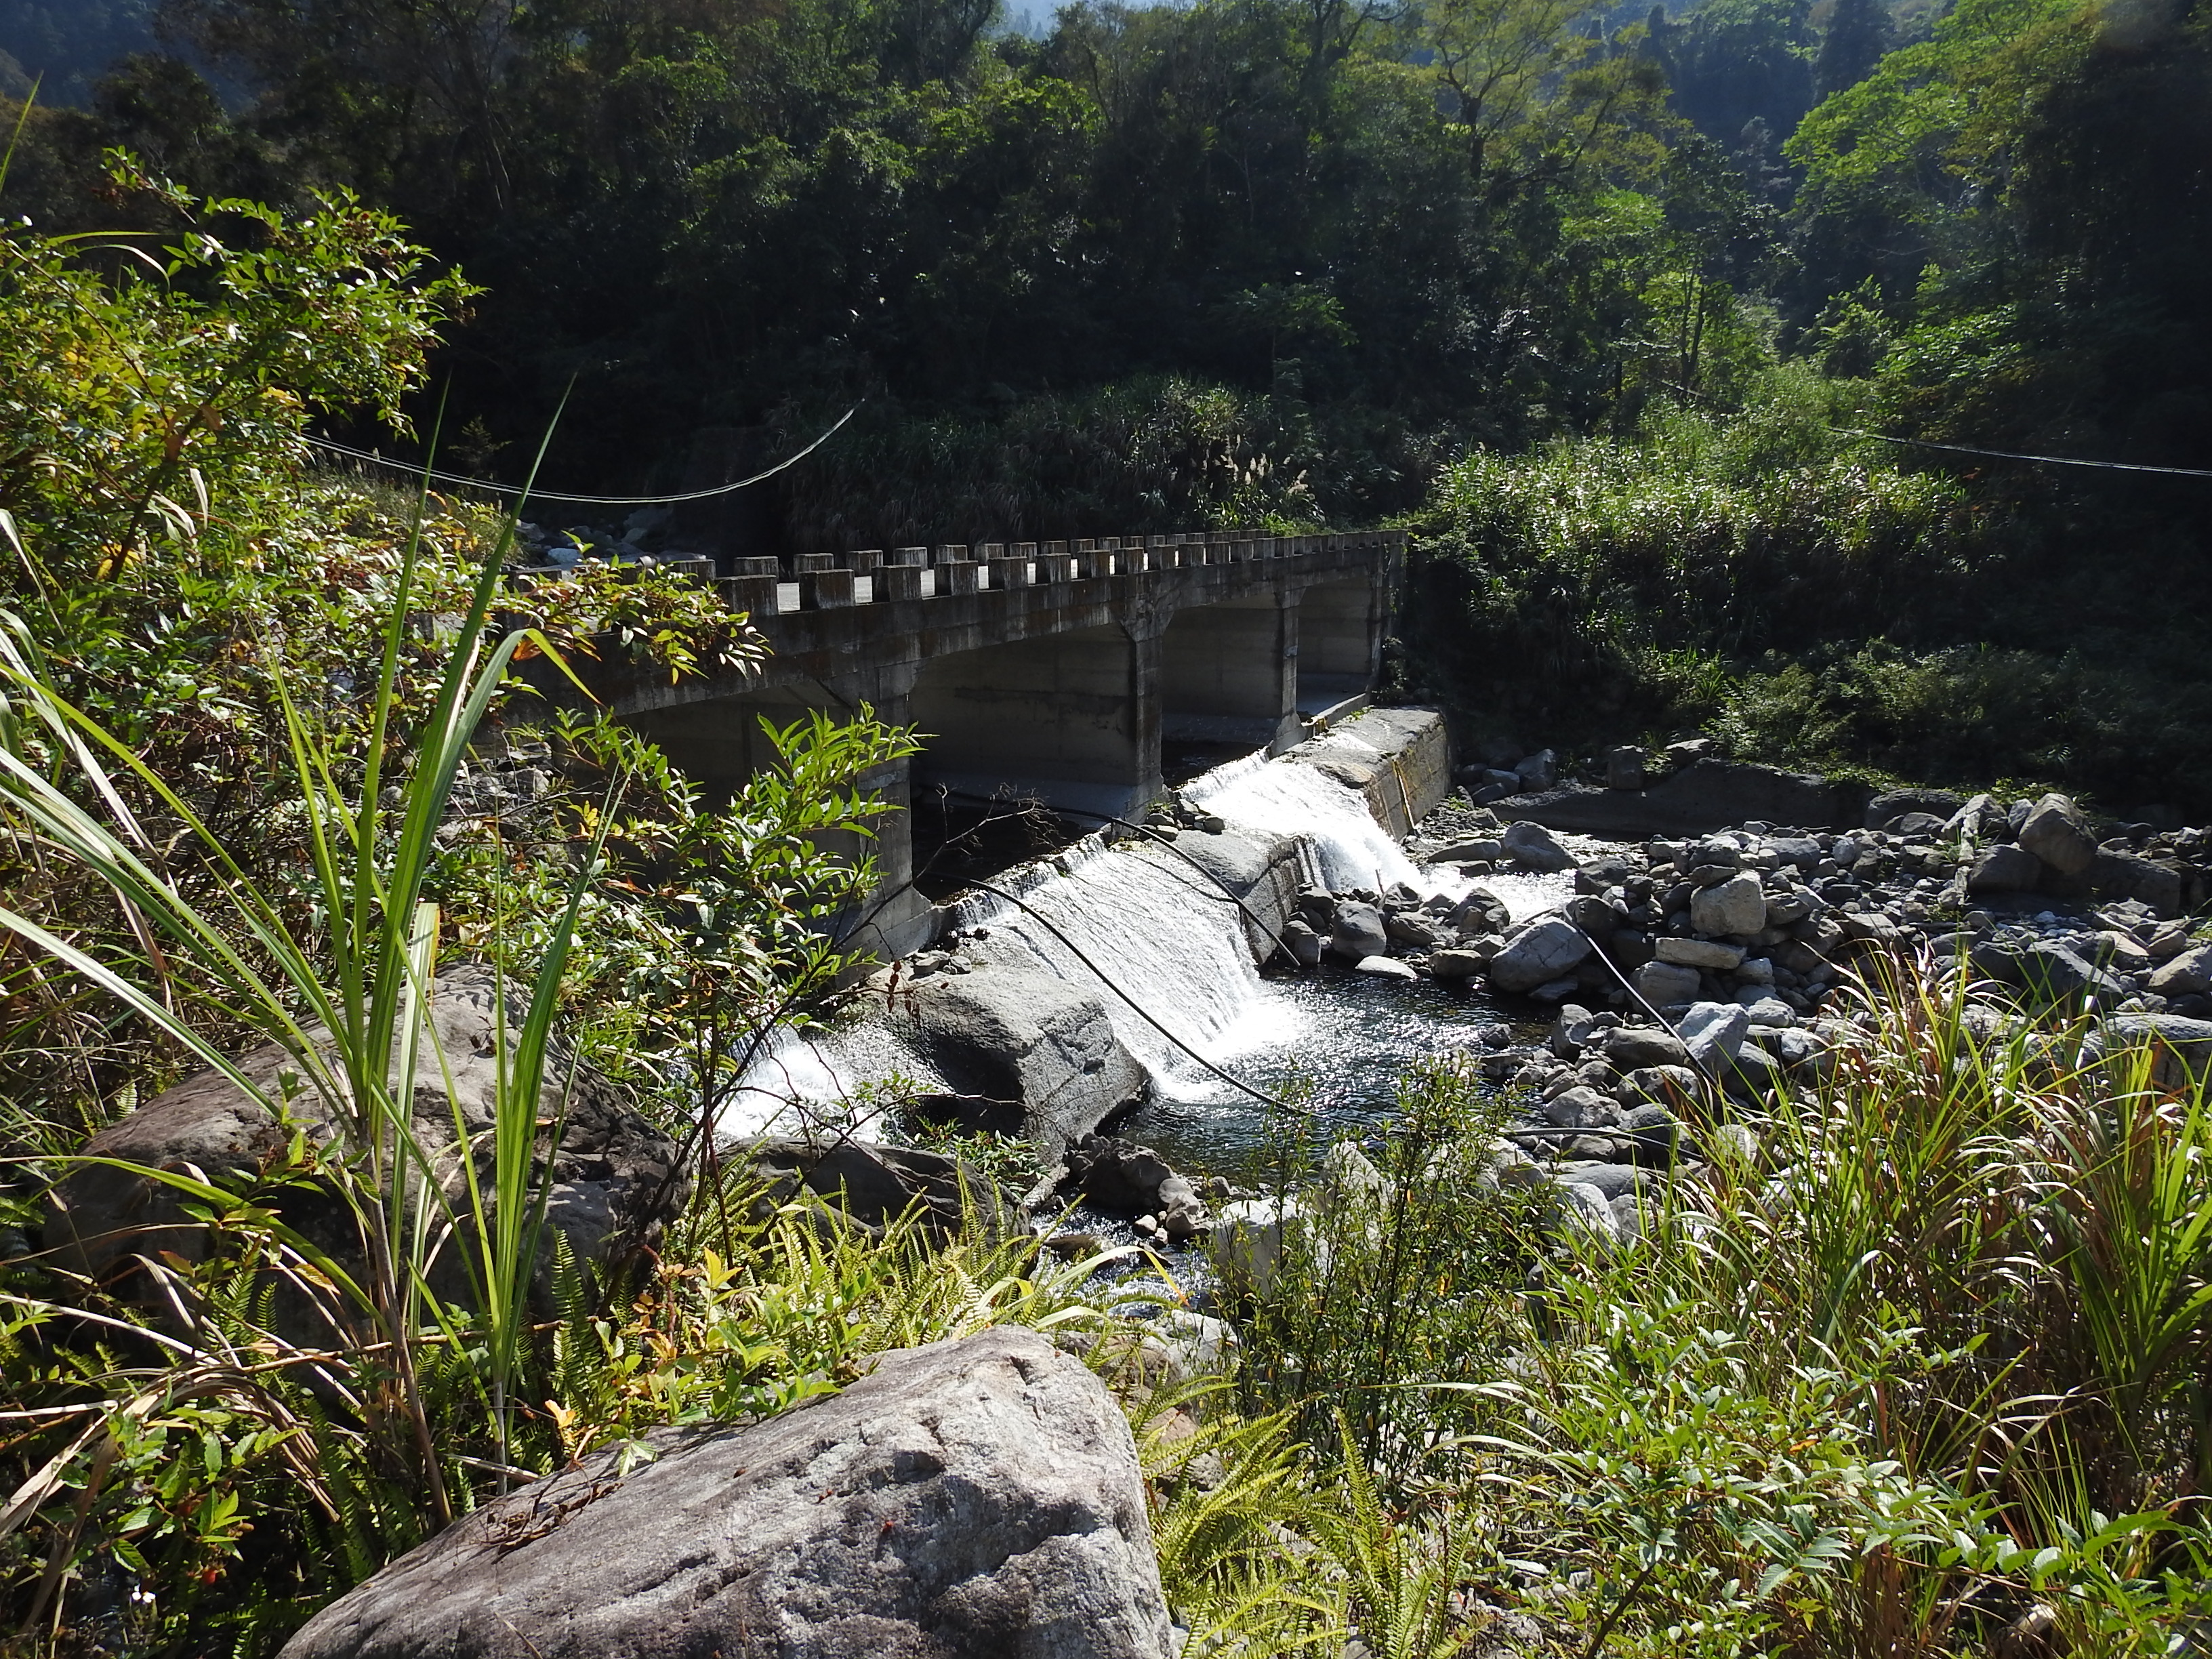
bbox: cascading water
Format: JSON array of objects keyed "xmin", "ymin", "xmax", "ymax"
[{"xmin": 730, "ymin": 741, "xmax": 1571, "ymax": 1171}]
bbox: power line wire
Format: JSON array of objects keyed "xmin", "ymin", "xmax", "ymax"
[
  {"xmin": 1832, "ymin": 425, "xmax": 2212, "ymax": 480},
  {"xmin": 301, "ymin": 404, "xmax": 860, "ymax": 508}
]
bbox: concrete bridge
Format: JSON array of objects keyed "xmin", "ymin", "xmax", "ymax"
[{"xmin": 592, "ymin": 529, "xmax": 1405, "ymax": 958}]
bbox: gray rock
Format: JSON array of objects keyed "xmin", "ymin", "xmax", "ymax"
[
  {"xmin": 1677, "ymin": 1001, "xmax": 1750, "ymax": 1069},
  {"xmin": 2081, "ymin": 1014, "xmax": 2212, "ymax": 1090},
  {"xmin": 1383, "ymin": 911, "xmax": 1443, "ymax": 949},
  {"xmin": 1330, "ymin": 901, "xmax": 1391, "ymax": 962},
  {"xmin": 1653, "ymin": 937, "xmax": 1745, "ymax": 970},
  {"xmin": 1063, "ymin": 1136, "xmax": 1207, "ymax": 1240},
  {"xmin": 2091, "ymin": 853, "xmax": 2185, "ymax": 920},
  {"xmin": 2149, "ymin": 943, "xmax": 2212, "ymax": 997},
  {"xmin": 907, "ymin": 968, "xmax": 1147, "ymax": 1155},
  {"xmin": 1280, "ymin": 918, "xmax": 1325, "ymax": 968},
  {"xmin": 1146, "ymin": 827, "xmax": 1302, "ymax": 963},
  {"xmin": 1866, "ymin": 788, "xmax": 1963, "ymax": 830},
  {"xmin": 1631, "ymin": 960, "xmax": 1703, "ymax": 1007},
  {"xmin": 1487, "ymin": 917, "xmax": 1595, "ymax": 994},
  {"xmin": 1514, "ymin": 749, "xmax": 1559, "ymax": 790},
  {"xmin": 1554, "ymin": 1181, "xmax": 1618, "ymax": 1244},
  {"xmin": 2017, "ymin": 940, "xmax": 2124, "ymax": 1002},
  {"xmin": 1550, "ymin": 1160, "xmax": 1659, "ymax": 1202},
  {"xmin": 1601, "ymin": 1026, "xmax": 1692, "ymax": 1070},
  {"xmin": 1354, "ymin": 955, "xmax": 1418, "ymax": 979},
  {"xmin": 1967, "ymin": 844, "xmax": 2043, "ymax": 894},
  {"xmin": 2019, "ymin": 794, "xmax": 2099, "ymax": 877},
  {"xmin": 1424, "ymin": 838, "xmax": 1503, "ymax": 864},
  {"xmin": 1605, "ymin": 747, "xmax": 1647, "ymax": 791},
  {"xmin": 1618, "ymin": 1064, "xmax": 1702, "ymax": 1107},
  {"xmin": 1542, "ymin": 1086, "xmax": 1619, "ymax": 1130},
  {"xmin": 1428, "ymin": 947, "xmax": 1490, "ymax": 979},
  {"xmin": 1448, "ymin": 887, "xmax": 1512, "ymax": 935},
  {"xmin": 1501, "ymin": 820, "xmax": 1576, "ymax": 872},
  {"xmin": 738, "ymin": 1139, "xmax": 1012, "ymax": 1238},
  {"xmin": 1689, "ymin": 872, "xmax": 1767, "ymax": 937},
  {"xmin": 46, "ymin": 969, "xmax": 685, "ymax": 1323},
  {"xmin": 279, "ymin": 1329, "xmax": 1174, "ymax": 1659}
]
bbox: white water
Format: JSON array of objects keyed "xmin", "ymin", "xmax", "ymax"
[{"xmin": 728, "ymin": 732, "xmax": 1569, "ymax": 1139}]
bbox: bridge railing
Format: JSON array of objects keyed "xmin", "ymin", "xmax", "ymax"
[{"xmin": 512, "ymin": 527, "xmax": 1404, "ymax": 619}]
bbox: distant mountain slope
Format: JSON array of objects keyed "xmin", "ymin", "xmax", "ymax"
[{"xmin": 0, "ymin": 1, "xmax": 156, "ymax": 106}]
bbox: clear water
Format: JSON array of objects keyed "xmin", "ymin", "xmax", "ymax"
[{"xmin": 729, "ymin": 739, "xmax": 1568, "ymax": 1179}]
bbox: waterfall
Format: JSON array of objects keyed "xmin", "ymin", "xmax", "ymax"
[
  {"xmin": 1183, "ymin": 750, "xmax": 1422, "ymax": 896},
  {"xmin": 948, "ymin": 834, "xmax": 1299, "ymax": 1088},
  {"xmin": 728, "ymin": 741, "xmax": 1571, "ymax": 1137}
]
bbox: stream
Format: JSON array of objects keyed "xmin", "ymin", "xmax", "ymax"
[{"xmin": 731, "ymin": 741, "xmax": 1570, "ymax": 1183}]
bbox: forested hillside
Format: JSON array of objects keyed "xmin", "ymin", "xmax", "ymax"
[{"xmin": 3, "ymin": 0, "xmax": 2209, "ymax": 798}]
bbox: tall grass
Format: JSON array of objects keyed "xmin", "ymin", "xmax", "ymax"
[{"xmin": 0, "ymin": 463, "xmax": 616, "ymax": 1632}]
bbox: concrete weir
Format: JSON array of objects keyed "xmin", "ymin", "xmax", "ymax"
[{"xmin": 590, "ymin": 531, "xmax": 1406, "ymax": 960}]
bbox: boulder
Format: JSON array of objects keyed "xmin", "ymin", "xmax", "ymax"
[
  {"xmin": 1514, "ymin": 749, "xmax": 1559, "ymax": 790},
  {"xmin": 1429, "ymin": 947, "xmax": 1490, "ymax": 979},
  {"xmin": 2149, "ymin": 943, "xmax": 2212, "ymax": 998},
  {"xmin": 1330, "ymin": 901, "xmax": 1391, "ymax": 962},
  {"xmin": 1355, "ymin": 956, "xmax": 1418, "ymax": 980},
  {"xmin": 1448, "ymin": 888, "xmax": 1512, "ymax": 935},
  {"xmin": 1487, "ymin": 918, "xmax": 1594, "ymax": 994},
  {"xmin": 1689, "ymin": 872, "xmax": 1767, "ymax": 937},
  {"xmin": 738, "ymin": 1139, "xmax": 1012, "ymax": 1238},
  {"xmin": 1279, "ymin": 918, "xmax": 1325, "ymax": 968},
  {"xmin": 2090, "ymin": 852, "xmax": 2185, "ymax": 920},
  {"xmin": 1866, "ymin": 788, "xmax": 1963, "ymax": 830},
  {"xmin": 2018, "ymin": 794, "xmax": 2099, "ymax": 878},
  {"xmin": 2016, "ymin": 940, "xmax": 2124, "ymax": 1002},
  {"xmin": 1495, "ymin": 760, "xmax": 1840, "ymax": 837},
  {"xmin": 1501, "ymin": 820, "xmax": 1576, "ymax": 872},
  {"xmin": 279, "ymin": 1329, "xmax": 1174, "ymax": 1659},
  {"xmin": 1601, "ymin": 1026, "xmax": 1692, "ymax": 1071},
  {"xmin": 1966, "ymin": 844, "xmax": 2042, "ymax": 894},
  {"xmin": 1631, "ymin": 960, "xmax": 1702, "ymax": 1007},
  {"xmin": 1653, "ymin": 937, "xmax": 1745, "ymax": 970},
  {"xmin": 46, "ymin": 969, "xmax": 685, "ymax": 1316},
  {"xmin": 1141, "ymin": 827, "xmax": 1303, "ymax": 964},
  {"xmin": 906, "ymin": 968, "xmax": 1146, "ymax": 1156},
  {"xmin": 1605, "ymin": 747, "xmax": 1647, "ymax": 791},
  {"xmin": 2080, "ymin": 1014, "xmax": 2212, "ymax": 1091},
  {"xmin": 1062, "ymin": 1136, "xmax": 1208, "ymax": 1238},
  {"xmin": 1423, "ymin": 838, "xmax": 1503, "ymax": 864},
  {"xmin": 1383, "ymin": 911, "xmax": 1443, "ymax": 949},
  {"xmin": 1677, "ymin": 1001, "xmax": 1750, "ymax": 1069}
]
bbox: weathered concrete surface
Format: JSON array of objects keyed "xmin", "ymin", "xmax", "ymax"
[
  {"xmin": 1131, "ymin": 825, "xmax": 1303, "ymax": 963},
  {"xmin": 1284, "ymin": 708, "xmax": 1452, "ymax": 838},
  {"xmin": 280, "ymin": 1328, "xmax": 1175, "ymax": 1659}
]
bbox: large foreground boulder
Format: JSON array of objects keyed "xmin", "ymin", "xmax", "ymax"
[
  {"xmin": 280, "ymin": 1327, "xmax": 1176, "ymax": 1659},
  {"xmin": 902, "ymin": 967, "xmax": 1146, "ymax": 1157},
  {"xmin": 45, "ymin": 968, "xmax": 684, "ymax": 1310}
]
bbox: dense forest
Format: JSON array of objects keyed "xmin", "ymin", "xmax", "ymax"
[{"xmin": 5, "ymin": 0, "xmax": 2208, "ymax": 808}]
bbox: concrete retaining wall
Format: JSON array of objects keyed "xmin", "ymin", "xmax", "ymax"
[{"xmin": 1284, "ymin": 708, "xmax": 1452, "ymax": 840}]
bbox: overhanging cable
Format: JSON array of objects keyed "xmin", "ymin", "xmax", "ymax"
[
  {"xmin": 302, "ymin": 404, "xmax": 859, "ymax": 507},
  {"xmin": 1832, "ymin": 425, "xmax": 2212, "ymax": 480}
]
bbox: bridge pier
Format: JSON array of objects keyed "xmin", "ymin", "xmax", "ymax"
[
  {"xmin": 1161, "ymin": 592, "xmax": 1300, "ymax": 754},
  {"xmin": 909, "ymin": 621, "xmax": 1162, "ymax": 824},
  {"xmin": 1296, "ymin": 579, "xmax": 1387, "ymax": 715},
  {"xmin": 623, "ymin": 665, "xmax": 937, "ymax": 962}
]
